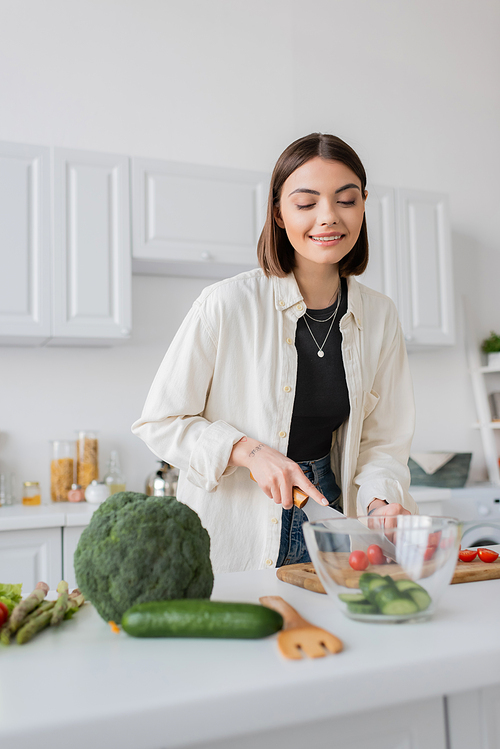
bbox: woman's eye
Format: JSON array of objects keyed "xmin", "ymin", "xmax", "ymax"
[
  {"xmin": 338, "ymin": 200, "xmax": 355, "ymax": 206},
  {"xmin": 296, "ymin": 203, "xmax": 315, "ymax": 210}
]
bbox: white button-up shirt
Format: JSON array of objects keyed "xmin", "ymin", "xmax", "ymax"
[{"xmin": 132, "ymin": 268, "xmax": 418, "ymax": 572}]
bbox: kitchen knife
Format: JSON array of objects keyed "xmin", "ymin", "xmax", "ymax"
[
  {"xmin": 295, "ymin": 491, "xmax": 397, "ymax": 560},
  {"xmin": 249, "ymin": 474, "xmax": 396, "ymax": 560}
]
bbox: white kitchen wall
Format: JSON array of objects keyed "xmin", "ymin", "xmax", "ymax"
[{"xmin": 0, "ymin": 0, "xmax": 498, "ymax": 500}]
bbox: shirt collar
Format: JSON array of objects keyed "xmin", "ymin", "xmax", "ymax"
[
  {"xmin": 272, "ymin": 273, "xmax": 304, "ymax": 311},
  {"xmin": 272, "ymin": 272, "xmax": 363, "ymax": 331}
]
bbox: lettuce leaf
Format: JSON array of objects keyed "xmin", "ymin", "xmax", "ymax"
[{"xmin": 0, "ymin": 583, "xmax": 23, "ymax": 605}]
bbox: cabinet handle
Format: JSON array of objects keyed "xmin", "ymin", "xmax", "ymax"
[
  {"xmin": 200, "ymin": 251, "xmax": 212, "ymax": 261},
  {"xmin": 405, "ymin": 334, "xmax": 414, "ymax": 342}
]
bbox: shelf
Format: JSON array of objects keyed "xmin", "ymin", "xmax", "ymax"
[
  {"xmin": 479, "ymin": 366, "xmax": 500, "ymax": 374},
  {"xmin": 472, "ymin": 422, "xmax": 500, "ymax": 429}
]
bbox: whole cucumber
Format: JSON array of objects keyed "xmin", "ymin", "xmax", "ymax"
[{"xmin": 121, "ymin": 600, "xmax": 283, "ymax": 639}]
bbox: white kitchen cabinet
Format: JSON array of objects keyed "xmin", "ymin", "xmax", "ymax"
[
  {"xmin": 196, "ymin": 697, "xmax": 447, "ymax": 749},
  {"xmin": 447, "ymin": 687, "xmax": 500, "ymax": 749},
  {"xmin": 360, "ymin": 185, "xmax": 455, "ymax": 348},
  {"xmin": 131, "ymin": 158, "xmax": 268, "ymax": 279},
  {"xmin": 0, "ymin": 527, "xmax": 62, "ymax": 591},
  {"xmin": 51, "ymin": 148, "xmax": 131, "ymax": 344},
  {"xmin": 0, "ymin": 141, "xmax": 51, "ymax": 345},
  {"xmin": 0, "ymin": 141, "xmax": 131, "ymax": 346},
  {"xmin": 397, "ymin": 188, "xmax": 455, "ymax": 347},
  {"xmin": 361, "ymin": 184, "xmax": 399, "ymax": 309},
  {"xmin": 62, "ymin": 525, "xmax": 86, "ymax": 589}
]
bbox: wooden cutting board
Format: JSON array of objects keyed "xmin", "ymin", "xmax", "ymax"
[{"xmin": 276, "ymin": 555, "xmax": 500, "ymax": 594}]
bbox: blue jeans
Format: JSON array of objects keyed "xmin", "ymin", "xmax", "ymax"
[{"xmin": 276, "ymin": 453, "xmax": 342, "ymax": 567}]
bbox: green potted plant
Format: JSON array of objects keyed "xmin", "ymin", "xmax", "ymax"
[{"xmin": 481, "ymin": 331, "xmax": 500, "ymax": 368}]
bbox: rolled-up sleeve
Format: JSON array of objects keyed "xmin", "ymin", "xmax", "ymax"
[
  {"xmin": 353, "ymin": 312, "xmax": 418, "ymax": 515},
  {"xmin": 131, "ymin": 301, "xmax": 245, "ymax": 493}
]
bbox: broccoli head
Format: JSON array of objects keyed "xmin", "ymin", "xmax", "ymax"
[{"xmin": 74, "ymin": 492, "xmax": 214, "ymax": 623}]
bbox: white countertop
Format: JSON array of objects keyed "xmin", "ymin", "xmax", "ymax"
[
  {"xmin": 0, "ymin": 501, "xmax": 97, "ymax": 531},
  {"xmin": 1, "ymin": 566, "xmax": 500, "ymax": 749},
  {"xmin": 3, "ymin": 484, "xmax": 499, "ymax": 532}
]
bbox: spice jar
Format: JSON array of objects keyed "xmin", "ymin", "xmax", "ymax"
[
  {"xmin": 50, "ymin": 440, "xmax": 75, "ymax": 502},
  {"xmin": 76, "ymin": 431, "xmax": 99, "ymax": 490},
  {"xmin": 67, "ymin": 483, "xmax": 85, "ymax": 502},
  {"xmin": 23, "ymin": 482, "xmax": 41, "ymax": 506}
]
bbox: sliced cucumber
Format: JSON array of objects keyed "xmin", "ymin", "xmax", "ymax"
[
  {"xmin": 395, "ymin": 579, "xmax": 423, "ymax": 592},
  {"xmin": 338, "ymin": 593, "xmax": 368, "ymax": 603},
  {"xmin": 407, "ymin": 588, "xmax": 432, "ymax": 611},
  {"xmin": 347, "ymin": 601, "xmax": 378, "ymax": 615},
  {"xmin": 366, "ymin": 577, "xmax": 396, "ymax": 604},
  {"xmin": 374, "ymin": 585, "xmax": 402, "ymax": 609},
  {"xmin": 359, "ymin": 572, "xmax": 384, "ymax": 596},
  {"xmin": 379, "ymin": 594, "xmax": 419, "ymax": 616}
]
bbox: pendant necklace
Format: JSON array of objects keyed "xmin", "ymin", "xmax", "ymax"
[{"xmin": 303, "ymin": 281, "xmax": 342, "ymax": 358}]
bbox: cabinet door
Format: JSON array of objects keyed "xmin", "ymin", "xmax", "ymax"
[
  {"xmin": 447, "ymin": 687, "xmax": 500, "ymax": 749},
  {"xmin": 360, "ymin": 184, "xmax": 399, "ymax": 309},
  {"xmin": 195, "ymin": 697, "xmax": 447, "ymax": 749},
  {"xmin": 51, "ymin": 148, "xmax": 131, "ymax": 344},
  {"xmin": 397, "ymin": 188, "xmax": 455, "ymax": 346},
  {"xmin": 131, "ymin": 158, "xmax": 269, "ymax": 279},
  {"xmin": 0, "ymin": 141, "xmax": 51, "ymax": 345},
  {"xmin": 62, "ymin": 526, "xmax": 86, "ymax": 590},
  {"xmin": 0, "ymin": 527, "xmax": 62, "ymax": 591}
]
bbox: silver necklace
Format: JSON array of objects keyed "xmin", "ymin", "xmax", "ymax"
[{"xmin": 303, "ymin": 282, "xmax": 342, "ymax": 358}]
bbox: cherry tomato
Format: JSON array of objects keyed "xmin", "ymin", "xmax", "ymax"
[
  {"xmin": 367, "ymin": 544, "xmax": 385, "ymax": 565},
  {"xmin": 424, "ymin": 545, "xmax": 437, "ymax": 561},
  {"xmin": 458, "ymin": 548, "xmax": 478, "ymax": 562},
  {"xmin": 349, "ymin": 550, "xmax": 369, "ymax": 571},
  {"xmin": 477, "ymin": 548, "xmax": 499, "ymax": 563},
  {"xmin": 0, "ymin": 601, "xmax": 8, "ymax": 626}
]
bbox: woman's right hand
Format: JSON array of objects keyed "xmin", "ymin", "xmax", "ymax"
[{"xmin": 229, "ymin": 437, "xmax": 329, "ymax": 510}]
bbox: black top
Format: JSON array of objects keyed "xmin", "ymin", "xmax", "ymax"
[{"xmin": 287, "ymin": 277, "xmax": 350, "ymax": 462}]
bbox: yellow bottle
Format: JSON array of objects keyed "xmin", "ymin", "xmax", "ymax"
[{"xmin": 23, "ymin": 482, "xmax": 41, "ymax": 506}]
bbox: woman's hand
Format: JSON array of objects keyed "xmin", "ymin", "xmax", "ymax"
[
  {"xmin": 229, "ymin": 437, "xmax": 328, "ymax": 510},
  {"xmin": 366, "ymin": 498, "xmax": 411, "ymax": 536}
]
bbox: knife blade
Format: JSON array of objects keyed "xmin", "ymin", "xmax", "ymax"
[
  {"xmin": 298, "ymin": 492, "xmax": 397, "ymax": 560},
  {"xmin": 249, "ymin": 474, "xmax": 396, "ymax": 560}
]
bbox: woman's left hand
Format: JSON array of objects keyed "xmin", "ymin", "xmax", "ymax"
[{"xmin": 367, "ymin": 499, "xmax": 410, "ymax": 529}]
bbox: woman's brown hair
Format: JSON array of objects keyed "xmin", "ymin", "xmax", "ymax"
[{"xmin": 257, "ymin": 133, "xmax": 369, "ymax": 278}]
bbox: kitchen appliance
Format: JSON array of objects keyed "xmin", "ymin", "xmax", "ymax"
[
  {"xmin": 412, "ymin": 485, "xmax": 500, "ymax": 547},
  {"xmin": 145, "ymin": 461, "xmax": 178, "ymax": 497}
]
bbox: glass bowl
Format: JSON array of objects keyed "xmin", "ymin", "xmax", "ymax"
[{"xmin": 303, "ymin": 515, "xmax": 460, "ymax": 623}]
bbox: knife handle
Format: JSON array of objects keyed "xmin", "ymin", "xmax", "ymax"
[{"xmin": 249, "ymin": 473, "xmax": 309, "ymax": 508}]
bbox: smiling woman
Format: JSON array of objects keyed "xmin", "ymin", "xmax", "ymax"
[{"xmin": 132, "ymin": 132, "xmax": 417, "ymax": 573}]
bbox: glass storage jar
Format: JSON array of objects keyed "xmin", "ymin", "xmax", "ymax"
[
  {"xmin": 50, "ymin": 440, "xmax": 75, "ymax": 502},
  {"xmin": 23, "ymin": 481, "xmax": 41, "ymax": 506},
  {"xmin": 76, "ymin": 431, "xmax": 99, "ymax": 490}
]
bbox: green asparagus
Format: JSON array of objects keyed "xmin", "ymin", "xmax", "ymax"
[
  {"xmin": 50, "ymin": 581, "xmax": 69, "ymax": 626},
  {"xmin": 7, "ymin": 582, "xmax": 49, "ymax": 633},
  {"xmin": 16, "ymin": 609, "xmax": 53, "ymax": 645}
]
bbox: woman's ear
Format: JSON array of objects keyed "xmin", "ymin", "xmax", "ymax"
[{"xmin": 273, "ymin": 204, "xmax": 285, "ymax": 229}]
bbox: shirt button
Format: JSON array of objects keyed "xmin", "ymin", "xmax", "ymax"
[
  {"xmin": 284, "ymin": 385, "xmax": 291, "ymax": 392},
  {"xmin": 265, "ymin": 559, "xmax": 273, "ymax": 567},
  {"xmin": 271, "ymin": 517, "xmax": 278, "ymax": 524},
  {"xmin": 286, "ymin": 337, "xmax": 293, "ymax": 344},
  {"xmin": 279, "ymin": 431, "xmax": 286, "ymax": 438},
  {"xmin": 296, "ymin": 304, "xmax": 304, "ymax": 311},
  {"xmin": 279, "ymin": 300, "xmax": 285, "ymax": 307}
]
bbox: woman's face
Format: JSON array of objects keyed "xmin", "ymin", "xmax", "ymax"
[{"xmin": 274, "ymin": 157, "xmax": 367, "ymax": 273}]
